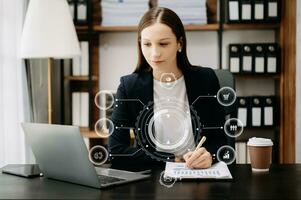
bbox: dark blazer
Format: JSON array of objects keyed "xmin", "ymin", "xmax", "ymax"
[{"xmin": 108, "ymin": 66, "xmax": 227, "ymax": 166}]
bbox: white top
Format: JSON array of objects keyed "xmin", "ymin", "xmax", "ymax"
[
  {"xmin": 153, "ymin": 76, "xmax": 195, "ymax": 156},
  {"xmin": 247, "ymin": 137, "xmax": 273, "ymax": 147}
]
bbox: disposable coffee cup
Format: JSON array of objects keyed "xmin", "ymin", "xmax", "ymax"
[{"xmin": 247, "ymin": 137, "xmax": 273, "ymax": 172}]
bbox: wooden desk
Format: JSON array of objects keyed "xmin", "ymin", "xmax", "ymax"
[{"xmin": 0, "ymin": 164, "xmax": 300, "ymax": 199}]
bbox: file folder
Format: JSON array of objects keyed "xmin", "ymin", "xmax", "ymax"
[
  {"xmin": 229, "ymin": 44, "xmax": 241, "ymax": 73},
  {"xmin": 265, "ymin": 43, "xmax": 279, "ymax": 74},
  {"xmin": 253, "ymin": 0, "xmax": 265, "ymax": 22},
  {"xmin": 263, "ymin": 96, "xmax": 275, "ymax": 126},
  {"xmin": 251, "ymin": 96, "xmax": 262, "ymax": 127},
  {"xmin": 228, "ymin": 0, "xmax": 240, "ymax": 22},
  {"xmin": 241, "ymin": 44, "xmax": 253, "ymax": 74},
  {"xmin": 265, "ymin": 0, "xmax": 280, "ymax": 22},
  {"xmin": 237, "ymin": 97, "xmax": 249, "ymax": 127},
  {"xmin": 253, "ymin": 44, "xmax": 265, "ymax": 73},
  {"xmin": 241, "ymin": 0, "xmax": 252, "ymax": 22}
]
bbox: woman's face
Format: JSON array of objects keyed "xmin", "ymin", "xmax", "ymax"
[{"xmin": 140, "ymin": 23, "xmax": 182, "ymax": 72}]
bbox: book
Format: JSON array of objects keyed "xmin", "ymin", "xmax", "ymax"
[{"xmin": 164, "ymin": 161, "xmax": 232, "ymax": 180}]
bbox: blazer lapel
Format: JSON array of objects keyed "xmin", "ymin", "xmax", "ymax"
[
  {"xmin": 184, "ymin": 71, "xmax": 202, "ymax": 142},
  {"xmin": 133, "ymin": 71, "xmax": 153, "ymax": 106}
]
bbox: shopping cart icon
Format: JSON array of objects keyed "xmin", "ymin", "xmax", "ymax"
[{"xmin": 223, "ymin": 93, "xmax": 230, "ymax": 101}]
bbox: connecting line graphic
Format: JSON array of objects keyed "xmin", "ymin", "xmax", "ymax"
[
  {"xmin": 115, "ymin": 126, "xmax": 135, "ymax": 130},
  {"xmin": 116, "ymin": 99, "xmax": 145, "ymax": 106},
  {"xmin": 109, "ymin": 149, "xmax": 142, "ymax": 157},
  {"xmin": 202, "ymin": 126, "xmax": 223, "ymax": 130},
  {"xmin": 191, "ymin": 95, "xmax": 217, "ymax": 106}
]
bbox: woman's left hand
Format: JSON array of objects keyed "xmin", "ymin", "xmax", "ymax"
[{"xmin": 183, "ymin": 147, "xmax": 212, "ymax": 169}]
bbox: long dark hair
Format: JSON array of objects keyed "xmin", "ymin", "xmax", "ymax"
[{"xmin": 134, "ymin": 7, "xmax": 197, "ymax": 73}]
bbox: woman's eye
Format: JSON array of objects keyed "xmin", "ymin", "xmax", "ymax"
[
  {"xmin": 160, "ymin": 43, "xmax": 168, "ymax": 46},
  {"xmin": 143, "ymin": 43, "xmax": 151, "ymax": 47}
]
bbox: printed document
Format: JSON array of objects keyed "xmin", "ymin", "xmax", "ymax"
[{"xmin": 164, "ymin": 161, "xmax": 232, "ymax": 179}]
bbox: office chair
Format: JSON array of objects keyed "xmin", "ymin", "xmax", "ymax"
[{"xmin": 214, "ymin": 69, "xmax": 236, "ymax": 150}]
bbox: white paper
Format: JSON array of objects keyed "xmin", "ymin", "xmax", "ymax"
[
  {"xmin": 238, "ymin": 107, "xmax": 247, "ymax": 127},
  {"xmin": 243, "ymin": 56, "xmax": 252, "ymax": 72},
  {"xmin": 255, "ymin": 57, "xmax": 264, "ymax": 73},
  {"xmin": 241, "ymin": 4, "xmax": 251, "ymax": 20},
  {"xmin": 252, "ymin": 107, "xmax": 261, "ymax": 126},
  {"xmin": 264, "ymin": 107, "xmax": 273, "ymax": 126},
  {"xmin": 254, "ymin": 4, "xmax": 264, "ymax": 19},
  {"xmin": 267, "ymin": 57, "xmax": 277, "ymax": 73},
  {"xmin": 268, "ymin": 2, "xmax": 278, "ymax": 17},
  {"xmin": 230, "ymin": 57, "xmax": 240, "ymax": 72},
  {"xmin": 164, "ymin": 161, "xmax": 232, "ymax": 179},
  {"xmin": 229, "ymin": 1, "xmax": 239, "ymax": 20}
]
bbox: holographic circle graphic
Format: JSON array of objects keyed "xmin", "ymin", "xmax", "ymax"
[
  {"xmin": 159, "ymin": 170, "xmax": 177, "ymax": 188},
  {"xmin": 94, "ymin": 90, "xmax": 115, "ymax": 110},
  {"xmin": 89, "ymin": 145, "xmax": 109, "ymax": 166},
  {"xmin": 135, "ymin": 98, "xmax": 202, "ymax": 162},
  {"xmin": 224, "ymin": 118, "xmax": 244, "ymax": 138},
  {"xmin": 160, "ymin": 73, "xmax": 177, "ymax": 89},
  {"xmin": 217, "ymin": 86, "xmax": 236, "ymax": 107},
  {"xmin": 95, "ymin": 118, "xmax": 114, "ymax": 138},
  {"xmin": 216, "ymin": 145, "xmax": 236, "ymax": 165}
]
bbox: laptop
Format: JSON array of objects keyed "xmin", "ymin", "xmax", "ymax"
[{"xmin": 21, "ymin": 123, "xmax": 150, "ymax": 189}]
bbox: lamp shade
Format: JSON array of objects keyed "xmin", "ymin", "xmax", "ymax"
[{"xmin": 20, "ymin": 0, "xmax": 81, "ymax": 58}]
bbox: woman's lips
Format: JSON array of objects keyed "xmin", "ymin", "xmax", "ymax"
[{"xmin": 152, "ymin": 60, "xmax": 164, "ymax": 64}]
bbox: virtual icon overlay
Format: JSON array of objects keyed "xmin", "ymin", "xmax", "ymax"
[
  {"xmin": 88, "ymin": 145, "xmax": 109, "ymax": 166},
  {"xmin": 135, "ymin": 98, "xmax": 201, "ymax": 161},
  {"xmin": 91, "ymin": 72, "xmax": 241, "ymax": 187},
  {"xmin": 159, "ymin": 170, "xmax": 177, "ymax": 188},
  {"xmin": 160, "ymin": 73, "xmax": 177, "ymax": 90},
  {"xmin": 217, "ymin": 86, "xmax": 236, "ymax": 107},
  {"xmin": 94, "ymin": 118, "xmax": 114, "ymax": 138},
  {"xmin": 224, "ymin": 118, "xmax": 244, "ymax": 138},
  {"xmin": 217, "ymin": 145, "xmax": 236, "ymax": 165}
]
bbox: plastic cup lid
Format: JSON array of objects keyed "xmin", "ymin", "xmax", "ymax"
[{"xmin": 247, "ymin": 137, "xmax": 273, "ymax": 147}]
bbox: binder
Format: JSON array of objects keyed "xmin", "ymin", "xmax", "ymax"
[
  {"xmin": 265, "ymin": 0, "xmax": 280, "ymax": 22},
  {"xmin": 80, "ymin": 41, "xmax": 89, "ymax": 76},
  {"xmin": 229, "ymin": 44, "xmax": 241, "ymax": 73},
  {"xmin": 77, "ymin": 0, "xmax": 88, "ymax": 24},
  {"xmin": 241, "ymin": 44, "xmax": 253, "ymax": 74},
  {"xmin": 240, "ymin": 0, "xmax": 252, "ymax": 22},
  {"xmin": 263, "ymin": 96, "xmax": 275, "ymax": 126},
  {"xmin": 253, "ymin": 0, "xmax": 265, "ymax": 22},
  {"xmin": 237, "ymin": 97, "xmax": 249, "ymax": 127},
  {"xmin": 265, "ymin": 43, "xmax": 279, "ymax": 74},
  {"xmin": 250, "ymin": 96, "xmax": 263, "ymax": 127},
  {"xmin": 253, "ymin": 44, "xmax": 265, "ymax": 73},
  {"xmin": 228, "ymin": 0, "xmax": 240, "ymax": 22}
]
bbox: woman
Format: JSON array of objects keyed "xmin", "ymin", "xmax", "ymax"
[{"xmin": 108, "ymin": 7, "xmax": 227, "ymax": 169}]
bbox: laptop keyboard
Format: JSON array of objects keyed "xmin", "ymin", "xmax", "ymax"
[{"xmin": 98, "ymin": 174, "xmax": 126, "ymax": 185}]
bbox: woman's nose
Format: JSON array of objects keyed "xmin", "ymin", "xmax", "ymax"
[{"xmin": 151, "ymin": 47, "xmax": 161, "ymax": 59}]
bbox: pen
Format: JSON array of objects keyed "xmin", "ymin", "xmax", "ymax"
[{"xmin": 194, "ymin": 136, "xmax": 206, "ymax": 152}]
